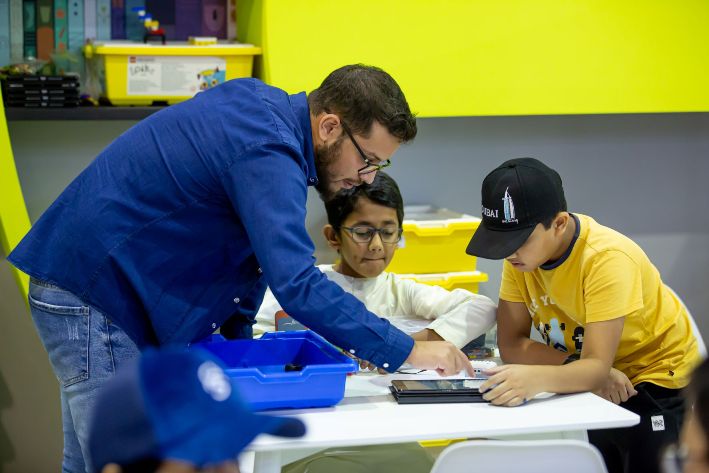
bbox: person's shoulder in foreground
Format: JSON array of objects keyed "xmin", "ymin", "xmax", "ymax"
[
  {"xmin": 87, "ymin": 347, "xmax": 305, "ymax": 473},
  {"xmin": 663, "ymin": 357, "xmax": 709, "ymax": 473}
]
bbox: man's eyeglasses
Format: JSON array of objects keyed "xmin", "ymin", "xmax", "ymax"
[
  {"xmin": 341, "ymin": 225, "xmax": 402, "ymax": 244},
  {"xmin": 341, "ymin": 122, "xmax": 392, "ymax": 175}
]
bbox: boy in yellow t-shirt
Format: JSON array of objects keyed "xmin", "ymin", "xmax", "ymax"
[{"xmin": 467, "ymin": 158, "xmax": 701, "ymax": 473}]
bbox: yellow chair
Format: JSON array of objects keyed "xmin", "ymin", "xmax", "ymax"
[
  {"xmin": 0, "ymin": 92, "xmax": 32, "ymax": 298},
  {"xmin": 419, "ymin": 438, "xmax": 467, "ymax": 449}
]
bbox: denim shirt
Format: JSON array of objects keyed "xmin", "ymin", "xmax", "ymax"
[{"xmin": 9, "ymin": 78, "xmax": 413, "ymax": 370}]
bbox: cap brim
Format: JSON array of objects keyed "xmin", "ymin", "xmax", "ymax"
[
  {"xmin": 465, "ymin": 223, "xmax": 536, "ymax": 260},
  {"xmin": 161, "ymin": 402, "xmax": 306, "ymax": 467}
]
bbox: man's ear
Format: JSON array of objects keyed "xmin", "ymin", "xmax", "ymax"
[
  {"xmin": 323, "ymin": 225, "xmax": 341, "ymax": 251},
  {"xmin": 317, "ymin": 113, "xmax": 341, "ymax": 144}
]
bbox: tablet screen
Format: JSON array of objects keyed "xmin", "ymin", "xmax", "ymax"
[{"xmin": 392, "ymin": 379, "xmax": 481, "ymax": 393}]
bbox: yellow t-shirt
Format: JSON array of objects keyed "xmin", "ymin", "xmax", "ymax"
[{"xmin": 499, "ymin": 213, "xmax": 700, "ymax": 389}]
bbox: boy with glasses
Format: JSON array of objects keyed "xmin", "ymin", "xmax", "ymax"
[{"xmin": 255, "ymin": 172, "xmax": 496, "ymax": 352}]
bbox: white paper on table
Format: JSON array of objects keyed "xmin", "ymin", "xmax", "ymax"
[
  {"xmin": 345, "ymin": 360, "xmax": 497, "ymax": 398},
  {"xmin": 394, "ymin": 359, "xmax": 498, "ymax": 379}
]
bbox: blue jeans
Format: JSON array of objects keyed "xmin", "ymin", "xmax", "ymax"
[{"xmin": 28, "ymin": 279, "xmax": 140, "ymax": 473}]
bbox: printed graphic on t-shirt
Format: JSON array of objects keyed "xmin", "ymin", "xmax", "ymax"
[{"xmin": 530, "ymin": 294, "xmax": 585, "ymax": 354}]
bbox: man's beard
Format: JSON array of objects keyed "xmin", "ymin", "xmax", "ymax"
[{"xmin": 313, "ymin": 136, "xmax": 345, "ymax": 201}]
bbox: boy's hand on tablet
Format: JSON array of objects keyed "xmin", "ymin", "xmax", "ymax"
[
  {"xmin": 594, "ymin": 367, "xmax": 637, "ymax": 404},
  {"xmin": 479, "ymin": 365, "xmax": 542, "ymax": 407},
  {"xmin": 406, "ymin": 341, "xmax": 474, "ymax": 377}
]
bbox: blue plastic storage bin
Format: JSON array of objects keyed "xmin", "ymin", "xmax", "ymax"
[{"xmin": 194, "ymin": 331, "xmax": 358, "ymax": 410}]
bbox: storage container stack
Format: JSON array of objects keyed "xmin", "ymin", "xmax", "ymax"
[
  {"xmin": 389, "ymin": 206, "xmax": 485, "ymax": 292},
  {"xmin": 388, "ymin": 205, "xmax": 492, "ymax": 353}
]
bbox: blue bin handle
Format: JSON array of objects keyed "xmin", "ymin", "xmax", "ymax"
[{"xmin": 261, "ymin": 331, "xmax": 358, "ymax": 368}]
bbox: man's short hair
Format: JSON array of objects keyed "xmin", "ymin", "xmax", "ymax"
[{"xmin": 308, "ymin": 64, "xmax": 417, "ymax": 143}]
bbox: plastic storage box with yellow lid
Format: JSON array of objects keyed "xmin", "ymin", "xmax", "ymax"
[
  {"xmin": 397, "ymin": 270, "xmax": 488, "ymax": 294},
  {"xmin": 387, "ymin": 206, "xmax": 481, "ymax": 274},
  {"xmin": 87, "ymin": 42, "xmax": 262, "ymax": 105}
]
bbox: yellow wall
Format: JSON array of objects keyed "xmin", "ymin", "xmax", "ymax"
[
  {"xmin": 0, "ymin": 95, "xmax": 31, "ymax": 297},
  {"xmin": 238, "ymin": 0, "xmax": 709, "ymax": 117}
]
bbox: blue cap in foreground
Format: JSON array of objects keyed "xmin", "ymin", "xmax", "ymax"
[{"xmin": 88, "ymin": 347, "xmax": 306, "ymax": 472}]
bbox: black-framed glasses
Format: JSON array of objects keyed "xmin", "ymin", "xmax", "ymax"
[
  {"xmin": 340, "ymin": 122, "xmax": 392, "ymax": 175},
  {"xmin": 341, "ymin": 225, "xmax": 403, "ymax": 244}
]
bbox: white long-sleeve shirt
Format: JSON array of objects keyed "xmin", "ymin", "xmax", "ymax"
[{"xmin": 254, "ymin": 264, "xmax": 497, "ymax": 348}]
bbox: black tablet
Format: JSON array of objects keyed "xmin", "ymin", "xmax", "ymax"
[{"xmin": 390, "ymin": 379, "xmax": 488, "ymax": 404}]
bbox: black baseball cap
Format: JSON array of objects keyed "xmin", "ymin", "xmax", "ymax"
[{"xmin": 466, "ymin": 158, "xmax": 566, "ymax": 260}]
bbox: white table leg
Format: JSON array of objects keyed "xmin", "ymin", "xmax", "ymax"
[
  {"xmin": 253, "ymin": 450, "xmax": 282, "ymax": 473},
  {"xmin": 239, "ymin": 451, "xmax": 255, "ymax": 473},
  {"xmin": 249, "ymin": 447, "xmax": 326, "ymax": 473}
]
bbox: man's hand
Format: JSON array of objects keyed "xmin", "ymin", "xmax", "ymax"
[
  {"xmin": 358, "ymin": 358, "xmax": 385, "ymax": 373},
  {"xmin": 479, "ymin": 365, "xmax": 544, "ymax": 407},
  {"xmin": 343, "ymin": 350, "xmax": 385, "ymax": 373},
  {"xmin": 405, "ymin": 341, "xmax": 474, "ymax": 376},
  {"xmin": 594, "ymin": 367, "xmax": 637, "ymax": 404}
]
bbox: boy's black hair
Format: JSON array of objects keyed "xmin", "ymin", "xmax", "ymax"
[
  {"xmin": 324, "ymin": 172, "xmax": 404, "ymax": 230},
  {"xmin": 686, "ymin": 358, "xmax": 709, "ymax": 460},
  {"xmin": 540, "ymin": 201, "xmax": 568, "ymax": 230},
  {"xmin": 536, "ymin": 162, "xmax": 567, "ymax": 229},
  {"xmin": 308, "ymin": 64, "xmax": 417, "ymax": 143}
]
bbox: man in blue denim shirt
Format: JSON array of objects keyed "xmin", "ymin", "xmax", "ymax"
[{"xmin": 9, "ymin": 65, "xmax": 473, "ymax": 472}]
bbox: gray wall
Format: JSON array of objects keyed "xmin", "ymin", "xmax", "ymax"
[{"xmin": 2, "ymin": 112, "xmax": 708, "ymax": 471}]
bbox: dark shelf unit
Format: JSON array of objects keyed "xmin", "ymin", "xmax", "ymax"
[{"xmin": 4, "ymin": 106, "xmax": 167, "ymax": 121}]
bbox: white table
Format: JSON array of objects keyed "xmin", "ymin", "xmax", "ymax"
[{"xmin": 243, "ymin": 371, "xmax": 640, "ymax": 473}]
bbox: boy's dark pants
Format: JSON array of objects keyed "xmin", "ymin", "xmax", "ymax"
[{"xmin": 588, "ymin": 383, "xmax": 685, "ymax": 473}]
